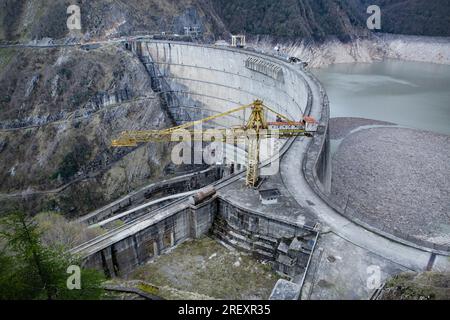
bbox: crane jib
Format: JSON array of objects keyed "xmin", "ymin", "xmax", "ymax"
[{"xmin": 111, "ymin": 100, "xmax": 317, "ymax": 187}]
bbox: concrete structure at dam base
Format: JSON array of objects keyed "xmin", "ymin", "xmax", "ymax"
[{"xmin": 72, "ymin": 40, "xmax": 450, "ymax": 300}]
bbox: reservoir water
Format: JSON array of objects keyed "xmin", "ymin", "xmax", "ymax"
[{"xmin": 313, "ymin": 60, "xmax": 450, "ymax": 136}]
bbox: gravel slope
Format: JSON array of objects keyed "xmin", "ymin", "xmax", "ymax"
[{"xmin": 331, "ymin": 127, "xmax": 450, "ymax": 246}]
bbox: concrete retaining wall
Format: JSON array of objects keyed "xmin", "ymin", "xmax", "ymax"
[
  {"xmin": 82, "ymin": 194, "xmax": 318, "ymax": 280},
  {"xmin": 302, "ymin": 88, "xmax": 331, "ymax": 194},
  {"xmin": 213, "ymin": 197, "xmax": 318, "ymax": 279},
  {"xmin": 82, "ymin": 197, "xmax": 217, "ymax": 277}
]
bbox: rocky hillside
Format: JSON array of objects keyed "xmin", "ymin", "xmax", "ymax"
[
  {"xmin": 358, "ymin": 0, "xmax": 450, "ymax": 37},
  {"xmin": 1, "ymin": 0, "xmax": 449, "ymax": 43},
  {"xmin": 0, "ymin": 44, "xmax": 174, "ymax": 217},
  {"xmin": 250, "ymin": 33, "xmax": 450, "ymax": 68},
  {"xmin": 212, "ymin": 0, "xmax": 368, "ymax": 41},
  {"xmin": 0, "ymin": 0, "xmax": 228, "ymax": 42},
  {"xmin": 213, "ymin": 0, "xmax": 450, "ymax": 40}
]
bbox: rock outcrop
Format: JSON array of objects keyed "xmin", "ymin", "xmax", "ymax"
[{"xmin": 0, "ymin": 45, "xmax": 174, "ymax": 217}]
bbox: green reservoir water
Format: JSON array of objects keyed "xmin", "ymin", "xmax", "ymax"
[{"xmin": 313, "ymin": 60, "xmax": 450, "ymax": 136}]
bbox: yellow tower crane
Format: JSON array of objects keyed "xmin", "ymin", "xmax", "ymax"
[{"xmin": 112, "ymin": 100, "xmax": 316, "ymax": 187}]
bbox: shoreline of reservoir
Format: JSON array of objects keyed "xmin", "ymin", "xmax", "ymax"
[{"xmin": 251, "ymin": 34, "xmax": 450, "ymax": 68}]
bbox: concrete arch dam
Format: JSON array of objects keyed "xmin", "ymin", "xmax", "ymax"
[
  {"xmin": 73, "ymin": 40, "xmax": 330, "ymax": 280},
  {"xmin": 72, "ymin": 41, "xmax": 450, "ymax": 298}
]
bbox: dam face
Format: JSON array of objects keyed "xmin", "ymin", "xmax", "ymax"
[{"xmin": 138, "ymin": 41, "xmax": 309, "ymax": 127}]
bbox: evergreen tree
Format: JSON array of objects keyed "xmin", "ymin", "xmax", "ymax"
[{"xmin": 0, "ymin": 212, "xmax": 105, "ymax": 300}]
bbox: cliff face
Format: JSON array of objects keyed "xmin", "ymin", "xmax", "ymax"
[{"xmin": 0, "ymin": 45, "xmax": 174, "ymax": 217}]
